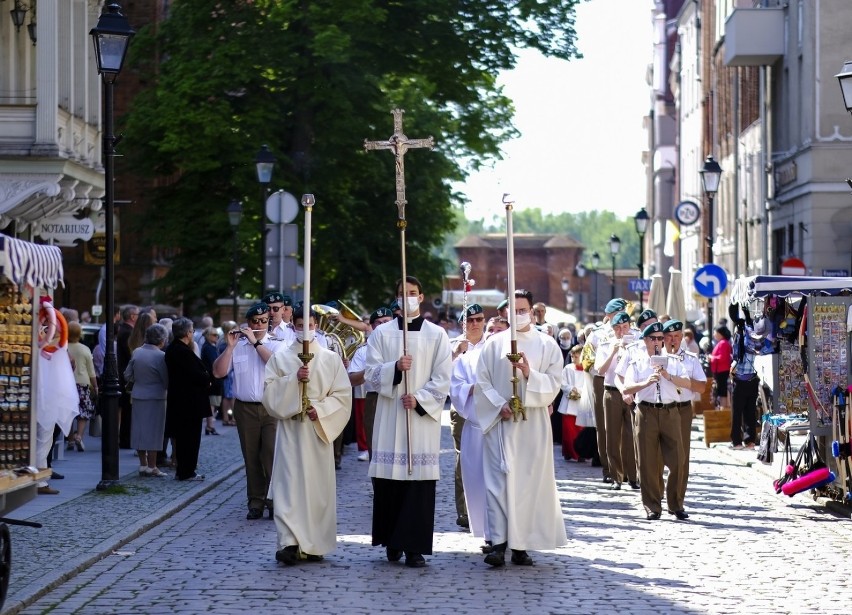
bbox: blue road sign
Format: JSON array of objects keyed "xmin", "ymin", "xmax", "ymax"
[
  {"xmin": 628, "ymin": 278, "xmax": 652, "ymax": 293},
  {"xmin": 693, "ymin": 264, "xmax": 728, "ymax": 298}
]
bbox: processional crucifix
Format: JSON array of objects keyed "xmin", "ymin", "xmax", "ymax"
[{"xmin": 364, "ymin": 108, "xmax": 434, "ymax": 475}]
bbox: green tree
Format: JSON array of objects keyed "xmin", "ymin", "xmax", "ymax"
[{"xmin": 122, "ymin": 0, "xmax": 584, "ymax": 313}]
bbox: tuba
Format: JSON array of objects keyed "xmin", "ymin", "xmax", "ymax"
[{"xmin": 311, "ymin": 301, "xmax": 366, "ymax": 360}]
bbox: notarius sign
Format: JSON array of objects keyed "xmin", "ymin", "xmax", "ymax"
[{"xmin": 37, "ymin": 215, "xmax": 95, "ymax": 246}]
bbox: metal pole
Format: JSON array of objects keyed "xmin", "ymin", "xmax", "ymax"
[
  {"xmin": 259, "ymin": 183, "xmax": 267, "ymax": 297},
  {"xmin": 707, "ymin": 192, "xmax": 715, "ymax": 335},
  {"xmin": 232, "ymin": 227, "xmax": 239, "ymax": 319},
  {"xmin": 98, "ymin": 77, "xmax": 119, "ymax": 490},
  {"xmin": 593, "ymin": 272, "xmax": 598, "ymax": 323},
  {"xmin": 638, "ymin": 234, "xmax": 645, "ymax": 311},
  {"xmin": 611, "ymin": 254, "xmax": 616, "ymax": 298}
]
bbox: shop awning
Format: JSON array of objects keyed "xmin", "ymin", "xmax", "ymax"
[
  {"xmin": 730, "ymin": 275, "xmax": 852, "ymax": 303},
  {"xmin": 0, "ymin": 234, "xmax": 64, "ymax": 289}
]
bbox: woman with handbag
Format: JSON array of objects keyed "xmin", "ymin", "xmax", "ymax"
[
  {"xmin": 709, "ymin": 325, "xmax": 733, "ymax": 409},
  {"xmin": 66, "ymin": 321, "xmax": 98, "ymax": 452}
]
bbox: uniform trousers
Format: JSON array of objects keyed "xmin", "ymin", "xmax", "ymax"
[
  {"xmin": 635, "ymin": 403, "xmax": 683, "ymax": 515},
  {"xmin": 603, "ymin": 388, "xmax": 637, "ymax": 484},
  {"xmin": 676, "ymin": 402, "xmax": 694, "ymax": 506},
  {"xmin": 450, "ymin": 408, "xmax": 467, "ymax": 520},
  {"xmin": 233, "ymin": 400, "xmax": 276, "ymax": 510},
  {"xmin": 592, "ymin": 375, "xmax": 608, "ymax": 478}
]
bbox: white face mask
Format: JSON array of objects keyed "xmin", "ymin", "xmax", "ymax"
[
  {"xmin": 397, "ymin": 296, "xmax": 420, "ymax": 313},
  {"xmin": 295, "ymin": 329, "xmax": 314, "ymax": 343},
  {"xmin": 559, "ymin": 339, "xmax": 571, "ymax": 349},
  {"xmin": 514, "ymin": 313, "xmax": 531, "ymax": 329}
]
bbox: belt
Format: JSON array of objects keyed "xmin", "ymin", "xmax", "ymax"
[
  {"xmin": 676, "ymin": 401, "xmax": 692, "ymax": 408},
  {"xmin": 638, "ymin": 401, "xmax": 677, "ymax": 410},
  {"xmin": 236, "ymin": 400, "xmax": 263, "ymax": 406},
  {"xmin": 604, "ymin": 385, "xmax": 619, "ymax": 392}
]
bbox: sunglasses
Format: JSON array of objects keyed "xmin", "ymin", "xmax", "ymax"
[
  {"xmin": 269, "ymin": 305, "xmax": 289, "ymax": 312},
  {"xmin": 647, "ymin": 335, "xmax": 664, "ymax": 341},
  {"xmin": 468, "ymin": 316, "xmax": 485, "ymax": 323},
  {"xmin": 250, "ymin": 318, "xmax": 269, "ymax": 325}
]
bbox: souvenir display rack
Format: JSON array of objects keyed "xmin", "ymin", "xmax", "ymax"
[{"xmin": 0, "ymin": 283, "xmax": 33, "ymax": 470}]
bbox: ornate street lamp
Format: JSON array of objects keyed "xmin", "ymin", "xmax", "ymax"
[
  {"xmin": 10, "ymin": 1, "xmax": 27, "ymax": 32},
  {"xmin": 575, "ymin": 262, "xmax": 586, "ymax": 322},
  {"xmin": 255, "ymin": 144, "xmax": 276, "ymax": 297},
  {"xmin": 90, "ymin": 1, "xmax": 135, "ymax": 490},
  {"xmin": 634, "ymin": 207, "xmax": 649, "ymax": 310},
  {"xmin": 835, "ymin": 61, "xmax": 852, "ymax": 113},
  {"xmin": 700, "ymin": 155, "xmax": 723, "ymax": 333},
  {"xmin": 227, "ymin": 200, "xmax": 243, "ymax": 319},
  {"xmin": 608, "ymin": 234, "xmax": 621, "ymax": 298}
]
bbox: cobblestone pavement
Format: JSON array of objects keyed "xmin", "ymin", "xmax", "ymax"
[{"xmin": 7, "ymin": 416, "xmax": 852, "ymax": 615}]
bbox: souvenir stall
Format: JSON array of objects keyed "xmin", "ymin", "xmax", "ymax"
[
  {"xmin": 0, "ymin": 234, "xmax": 65, "ymax": 608},
  {"xmin": 729, "ymin": 275, "xmax": 852, "ymax": 502}
]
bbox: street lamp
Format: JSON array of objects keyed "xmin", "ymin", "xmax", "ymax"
[
  {"xmin": 574, "ymin": 262, "xmax": 586, "ymax": 322},
  {"xmin": 227, "ymin": 200, "xmax": 243, "ymax": 319},
  {"xmin": 10, "ymin": 1, "xmax": 27, "ymax": 32},
  {"xmin": 700, "ymin": 155, "xmax": 722, "ymax": 334},
  {"xmin": 560, "ymin": 277, "xmax": 574, "ymax": 313},
  {"xmin": 591, "ymin": 251, "xmax": 600, "ymax": 322},
  {"xmin": 255, "ymin": 144, "xmax": 276, "ymax": 297},
  {"xmin": 634, "ymin": 207, "xmax": 649, "ymax": 310},
  {"xmin": 608, "ymin": 234, "xmax": 621, "ymax": 298},
  {"xmin": 90, "ymin": 1, "xmax": 134, "ymax": 490},
  {"xmin": 835, "ymin": 61, "xmax": 852, "ymax": 113}
]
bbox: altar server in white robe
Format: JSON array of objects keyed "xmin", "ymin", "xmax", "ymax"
[
  {"xmin": 475, "ymin": 289, "xmax": 567, "ymax": 567},
  {"xmin": 366, "ymin": 276, "xmax": 452, "ymax": 569},
  {"xmin": 450, "ymin": 336, "xmax": 489, "ymax": 547},
  {"xmin": 263, "ymin": 311, "xmax": 352, "ymax": 565}
]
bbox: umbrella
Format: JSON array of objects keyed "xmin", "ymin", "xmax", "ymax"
[
  {"xmin": 647, "ymin": 273, "xmax": 666, "ymax": 317},
  {"xmin": 666, "ymin": 268, "xmax": 687, "ymax": 322}
]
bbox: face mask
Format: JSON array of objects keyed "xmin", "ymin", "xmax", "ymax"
[
  {"xmin": 295, "ymin": 330, "xmax": 314, "ymax": 343},
  {"xmin": 514, "ymin": 313, "xmax": 531, "ymax": 329},
  {"xmin": 397, "ymin": 296, "xmax": 420, "ymax": 313},
  {"xmin": 559, "ymin": 340, "xmax": 571, "ymax": 349}
]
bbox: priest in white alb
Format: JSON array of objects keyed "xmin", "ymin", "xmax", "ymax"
[
  {"xmin": 366, "ymin": 276, "xmax": 452, "ymax": 569},
  {"xmin": 263, "ymin": 309, "xmax": 352, "ymax": 566},
  {"xmin": 474, "ymin": 289, "xmax": 567, "ymax": 567}
]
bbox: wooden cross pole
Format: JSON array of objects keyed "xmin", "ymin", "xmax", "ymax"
[{"xmin": 364, "ymin": 108, "xmax": 434, "ymax": 475}]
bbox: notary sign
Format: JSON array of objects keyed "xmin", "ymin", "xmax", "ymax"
[{"xmin": 36, "ymin": 215, "xmax": 95, "ymax": 246}]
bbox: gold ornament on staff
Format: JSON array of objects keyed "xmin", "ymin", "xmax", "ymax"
[
  {"xmin": 297, "ymin": 194, "xmax": 316, "ymax": 421},
  {"xmin": 503, "ymin": 193, "xmax": 526, "ymax": 421},
  {"xmin": 460, "ymin": 261, "xmax": 474, "ymax": 343},
  {"xmin": 364, "ymin": 108, "xmax": 434, "ymax": 474}
]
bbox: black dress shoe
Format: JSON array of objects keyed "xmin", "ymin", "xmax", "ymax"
[
  {"xmin": 246, "ymin": 508, "xmax": 264, "ymax": 520},
  {"xmin": 628, "ymin": 480, "xmax": 640, "ymax": 490},
  {"xmin": 510, "ymin": 550, "xmax": 534, "ymax": 566},
  {"xmin": 669, "ymin": 510, "xmax": 689, "ymax": 520},
  {"xmin": 404, "ymin": 552, "xmax": 426, "ymax": 568},
  {"xmin": 456, "ymin": 515, "xmax": 470, "ymax": 529},
  {"xmin": 610, "ymin": 482, "xmax": 622, "ymax": 491},
  {"xmin": 484, "ymin": 549, "xmax": 505, "ymax": 567},
  {"xmin": 275, "ymin": 545, "xmax": 299, "ymax": 566},
  {"xmin": 602, "ymin": 476, "xmax": 614, "ymax": 484},
  {"xmin": 386, "ymin": 546, "xmax": 403, "ymax": 562},
  {"xmin": 646, "ymin": 512, "xmax": 661, "ymax": 520},
  {"xmin": 305, "ymin": 554, "xmax": 324, "ymax": 562},
  {"xmin": 480, "ymin": 541, "xmax": 493, "ymax": 554},
  {"xmin": 51, "ymin": 471, "xmax": 64, "ymax": 480}
]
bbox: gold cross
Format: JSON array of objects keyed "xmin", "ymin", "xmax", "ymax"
[{"xmin": 363, "ymin": 109, "xmax": 434, "ymax": 222}]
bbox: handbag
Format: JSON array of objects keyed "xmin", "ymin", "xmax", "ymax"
[
  {"xmin": 780, "ymin": 434, "xmax": 836, "ymax": 497},
  {"xmin": 89, "ymin": 414, "xmax": 102, "ymax": 437}
]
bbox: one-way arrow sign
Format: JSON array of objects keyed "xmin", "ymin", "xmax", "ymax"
[{"xmin": 694, "ymin": 264, "xmax": 728, "ymax": 298}]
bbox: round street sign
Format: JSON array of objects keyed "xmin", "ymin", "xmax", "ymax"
[
  {"xmin": 266, "ymin": 191, "xmax": 299, "ymax": 224},
  {"xmin": 693, "ymin": 264, "xmax": 728, "ymax": 298},
  {"xmin": 674, "ymin": 200, "xmax": 701, "ymax": 226}
]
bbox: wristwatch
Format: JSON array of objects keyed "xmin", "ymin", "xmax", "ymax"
[{"xmin": 253, "ymin": 340, "xmax": 263, "ymax": 348}]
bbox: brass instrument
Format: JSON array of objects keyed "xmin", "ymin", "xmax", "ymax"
[{"xmin": 311, "ymin": 301, "xmax": 365, "ymax": 360}]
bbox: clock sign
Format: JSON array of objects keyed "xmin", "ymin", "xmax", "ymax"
[{"xmin": 674, "ymin": 200, "xmax": 701, "ymax": 226}]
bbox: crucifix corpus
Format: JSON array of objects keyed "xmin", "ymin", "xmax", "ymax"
[{"xmin": 363, "ymin": 108, "xmax": 434, "ymax": 475}]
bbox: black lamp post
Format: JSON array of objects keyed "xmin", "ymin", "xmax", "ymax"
[
  {"xmin": 560, "ymin": 277, "xmax": 574, "ymax": 313},
  {"xmin": 575, "ymin": 262, "xmax": 586, "ymax": 322},
  {"xmin": 591, "ymin": 251, "xmax": 600, "ymax": 321},
  {"xmin": 10, "ymin": 1, "xmax": 27, "ymax": 32},
  {"xmin": 634, "ymin": 207, "xmax": 649, "ymax": 310},
  {"xmin": 255, "ymin": 145, "xmax": 276, "ymax": 297},
  {"xmin": 90, "ymin": 1, "xmax": 134, "ymax": 490},
  {"xmin": 700, "ymin": 155, "xmax": 722, "ymax": 334},
  {"xmin": 227, "ymin": 200, "xmax": 243, "ymax": 320},
  {"xmin": 835, "ymin": 61, "xmax": 852, "ymax": 112},
  {"xmin": 608, "ymin": 234, "xmax": 621, "ymax": 298}
]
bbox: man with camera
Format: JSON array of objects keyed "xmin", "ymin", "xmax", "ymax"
[{"xmin": 212, "ymin": 302, "xmax": 283, "ymax": 520}]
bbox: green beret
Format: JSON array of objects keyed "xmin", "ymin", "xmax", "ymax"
[
  {"xmin": 611, "ymin": 311, "xmax": 630, "ymax": 325},
  {"xmin": 642, "ymin": 322, "xmax": 664, "ymax": 338},
  {"xmin": 604, "ymin": 298, "xmax": 627, "ymax": 314},
  {"xmin": 245, "ymin": 302, "xmax": 269, "ymax": 320},
  {"xmin": 637, "ymin": 309, "xmax": 658, "ymax": 328},
  {"xmin": 458, "ymin": 303, "xmax": 484, "ymax": 323},
  {"xmin": 662, "ymin": 319, "xmax": 683, "ymax": 333},
  {"xmin": 497, "ymin": 299, "xmax": 509, "ymax": 311},
  {"xmin": 261, "ymin": 291, "xmax": 292, "ymax": 306},
  {"xmin": 389, "ymin": 299, "xmax": 401, "ymax": 312},
  {"xmin": 370, "ymin": 307, "xmax": 394, "ymax": 325}
]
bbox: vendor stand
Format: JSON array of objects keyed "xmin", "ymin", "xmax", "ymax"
[
  {"xmin": 729, "ymin": 275, "xmax": 852, "ymax": 502},
  {"xmin": 0, "ymin": 233, "xmax": 65, "ymax": 608}
]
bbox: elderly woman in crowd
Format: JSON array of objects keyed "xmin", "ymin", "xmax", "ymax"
[
  {"xmin": 66, "ymin": 321, "xmax": 98, "ymax": 452},
  {"xmin": 124, "ymin": 323, "xmax": 170, "ymax": 477},
  {"xmin": 165, "ymin": 317, "xmax": 211, "ymax": 481}
]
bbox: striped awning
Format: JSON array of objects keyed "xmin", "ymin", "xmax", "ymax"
[
  {"xmin": 0, "ymin": 234, "xmax": 64, "ymax": 289},
  {"xmin": 730, "ymin": 275, "xmax": 852, "ymax": 303}
]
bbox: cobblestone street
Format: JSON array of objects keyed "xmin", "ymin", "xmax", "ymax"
[{"xmin": 6, "ymin": 415, "xmax": 851, "ymax": 614}]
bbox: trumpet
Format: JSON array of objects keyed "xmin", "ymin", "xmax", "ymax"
[{"xmin": 312, "ymin": 301, "xmax": 365, "ymax": 360}]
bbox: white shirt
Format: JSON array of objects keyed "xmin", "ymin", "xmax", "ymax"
[
  {"xmin": 624, "ymin": 351, "xmax": 690, "ymax": 404},
  {"xmin": 230, "ymin": 336, "xmax": 283, "ymax": 402}
]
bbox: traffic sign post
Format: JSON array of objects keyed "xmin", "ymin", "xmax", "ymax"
[{"xmin": 694, "ymin": 263, "xmax": 728, "ymax": 338}]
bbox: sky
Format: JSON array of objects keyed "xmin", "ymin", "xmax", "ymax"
[{"xmin": 455, "ymin": 0, "xmax": 654, "ymax": 226}]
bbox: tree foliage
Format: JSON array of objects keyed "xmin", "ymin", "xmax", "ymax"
[{"xmin": 122, "ymin": 0, "xmax": 583, "ymax": 313}]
